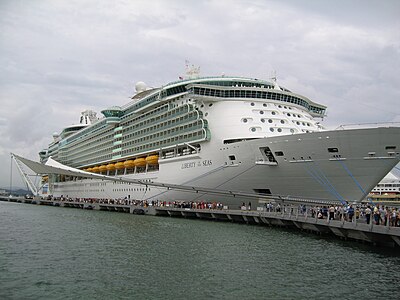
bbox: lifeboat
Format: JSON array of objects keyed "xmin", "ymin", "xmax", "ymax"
[
  {"xmin": 106, "ymin": 163, "xmax": 115, "ymax": 171},
  {"xmin": 115, "ymin": 162, "xmax": 125, "ymax": 170},
  {"xmin": 124, "ymin": 160, "xmax": 135, "ymax": 168},
  {"xmin": 99, "ymin": 165, "xmax": 107, "ymax": 173},
  {"xmin": 146, "ymin": 155, "xmax": 159, "ymax": 165},
  {"xmin": 86, "ymin": 167, "xmax": 93, "ymax": 172},
  {"xmin": 92, "ymin": 166, "xmax": 100, "ymax": 173},
  {"xmin": 134, "ymin": 157, "xmax": 146, "ymax": 167}
]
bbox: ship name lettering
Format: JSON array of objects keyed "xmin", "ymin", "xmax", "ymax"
[
  {"xmin": 181, "ymin": 162, "xmax": 196, "ymax": 169},
  {"xmin": 202, "ymin": 160, "xmax": 212, "ymax": 166}
]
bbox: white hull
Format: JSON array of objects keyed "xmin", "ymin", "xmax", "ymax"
[{"xmin": 51, "ymin": 126, "xmax": 400, "ymax": 206}]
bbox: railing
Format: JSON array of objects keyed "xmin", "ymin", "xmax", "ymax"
[{"xmin": 335, "ymin": 122, "xmax": 400, "ymax": 130}]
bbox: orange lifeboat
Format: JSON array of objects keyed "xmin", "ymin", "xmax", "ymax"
[
  {"xmin": 99, "ymin": 165, "xmax": 107, "ymax": 173},
  {"xmin": 146, "ymin": 155, "xmax": 159, "ymax": 165},
  {"xmin": 124, "ymin": 160, "xmax": 135, "ymax": 168},
  {"xmin": 106, "ymin": 163, "xmax": 115, "ymax": 171},
  {"xmin": 134, "ymin": 157, "xmax": 146, "ymax": 167},
  {"xmin": 115, "ymin": 162, "xmax": 125, "ymax": 170},
  {"xmin": 92, "ymin": 166, "xmax": 100, "ymax": 173},
  {"xmin": 86, "ymin": 167, "xmax": 93, "ymax": 172}
]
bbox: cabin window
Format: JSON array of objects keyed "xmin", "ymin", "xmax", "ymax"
[
  {"xmin": 328, "ymin": 147, "xmax": 339, "ymax": 153},
  {"xmin": 229, "ymin": 155, "xmax": 236, "ymax": 161}
]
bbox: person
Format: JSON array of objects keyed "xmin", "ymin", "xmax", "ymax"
[
  {"xmin": 390, "ymin": 208, "xmax": 396, "ymax": 227},
  {"xmin": 329, "ymin": 205, "xmax": 335, "ymax": 220},
  {"xmin": 348, "ymin": 205, "xmax": 354, "ymax": 222},
  {"xmin": 373, "ymin": 205, "xmax": 380, "ymax": 225},
  {"xmin": 355, "ymin": 206, "xmax": 360, "ymax": 220},
  {"xmin": 365, "ymin": 206, "xmax": 372, "ymax": 224}
]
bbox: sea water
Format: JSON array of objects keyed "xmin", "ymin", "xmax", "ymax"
[{"xmin": 0, "ymin": 201, "xmax": 399, "ymax": 299}]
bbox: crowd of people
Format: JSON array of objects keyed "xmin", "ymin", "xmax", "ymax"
[
  {"xmin": 263, "ymin": 202, "xmax": 400, "ymax": 227},
  {"xmin": 46, "ymin": 196, "xmax": 225, "ymax": 210},
  {"xmin": 45, "ymin": 195, "xmax": 400, "ymax": 226}
]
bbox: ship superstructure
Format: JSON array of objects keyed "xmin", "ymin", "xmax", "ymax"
[{"xmin": 38, "ymin": 69, "xmax": 400, "ymax": 205}]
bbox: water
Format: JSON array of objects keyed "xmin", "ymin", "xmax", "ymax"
[{"xmin": 0, "ymin": 201, "xmax": 399, "ymax": 300}]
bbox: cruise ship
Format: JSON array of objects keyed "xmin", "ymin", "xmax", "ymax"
[{"xmin": 37, "ymin": 67, "xmax": 400, "ymax": 206}]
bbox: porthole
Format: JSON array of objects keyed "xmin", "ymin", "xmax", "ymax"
[
  {"xmin": 260, "ymin": 111, "xmax": 264, "ymax": 115},
  {"xmin": 302, "ymin": 122, "xmax": 306, "ymax": 126},
  {"xmin": 251, "ymin": 102, "xmax": 255, "ymax": 106},
  {"xmin": 288, "ymin": 107, "xmax": 292, "ymax": 110},
  {"xmin": 209, "ymin": 103, "xmax": 213, "ymax": 107},
  {"xmin": 268, "ymin": 119, "xmax": 273, "ymax": 123},
  {"xmin": 298, "ymin": 115, "xmax": 301, "ymax": 118},
  {"xmin": 280, "ymin": 120, "xmax": 285, "ymax": 124},
  {"xmin": 263, "ymin": 103, "xmax": 268, "ymax": 107},
  {"xmin": 296, "ymin": 121, "xmax": 300, "ymax": 125},
  {"xmin": 261, "ymin": 119, "xmax": 265, "ymax": 123},
  {"xmin": 290, "ymin": 129, "xmax": 295, "ymax": 133},
  {"xmin": 251, "ymin": 127, "xmax": 256, "ymax": 132},
  {"xmin": 284, "ymin": 106, "xmax": 287, "ymax": 109},
  {"xmin": 270, "ymin": 128, "xmax": 275, "ymax": 132},
  {"xmin": 271, "ymin": 111, "xmax": 276, "ymax": 115},
  {"xmin": 277, "ymin": 128, "xmax": 282, "ymax": 132},
  {"xmin": 278, "ymin": 105, "xmax": 282, "ymax": 108},
  {"xmin": 205, "ymin": 112, "xmax": 208, "ymax": 116},
  {"xmin": 287, "ymin": 113, "xmax": 291, "ymax": 116},
  {"xmin": 243, "ymin": 118, "xmax": 248, "ymax": 123}
]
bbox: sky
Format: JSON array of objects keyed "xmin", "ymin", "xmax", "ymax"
[{"xmin": 0, "ymin": 0, "xmax": 399, "ymax": 189}]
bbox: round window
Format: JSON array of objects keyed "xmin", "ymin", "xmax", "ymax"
[
  {"xmin": 251, "ymin": 127, "xmax": 256, "ymax": 132},
  {"xmin": 251, "ymin": 102, "xmax": 255, "ymax": 106},
  {"xmin": 243, "ymin": 118, "xmax": 248, "ymax": 123},
  {"xmin": 261, "ymin": 119, "xmax": 265, "ymax": 123},
  {"xmin": 280, "ymin": 120, "xmax": 285, "ymax": 124},
  {"xmin": 277, "ymin": 128, "xmax": 282, "ymax": 132},
  {"xmin": 263, "ymin": 103, "xmax": 268, "ymax": 107},
  {"xmin": 272, "ymin": 111, "xmax": 276, "ymax": 115},
  {"xmin": 270, "ymin": 128, "xmax": 274, "ymax": 132},
  {"xmin": 260, "ymin": 111, "xmax": 264, "ymax": 115},
  {"xmin": 268, "ymin": 119, "xmax": 273, "ymax": 123}
]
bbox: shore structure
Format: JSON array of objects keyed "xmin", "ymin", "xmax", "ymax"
[{"xmin": 2, "ymin": 195, "xmax": 399, "ymax": 248}]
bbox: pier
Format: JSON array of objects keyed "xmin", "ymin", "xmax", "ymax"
[{"xmin": 1, "ymin": 195, "xmax": 399, "ymax": 248}]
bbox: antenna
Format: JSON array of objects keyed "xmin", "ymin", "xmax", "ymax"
[
  {"xmin": 270, "ymin": 70, "xmax": 277, "ymax": 83},
  {"xmin": 270, "ymin": 70, "xmax": 282, "ymax": 91},
  {"xmin": 184, "ymin": 60, "xmax": 200, "ymax": 79}
]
